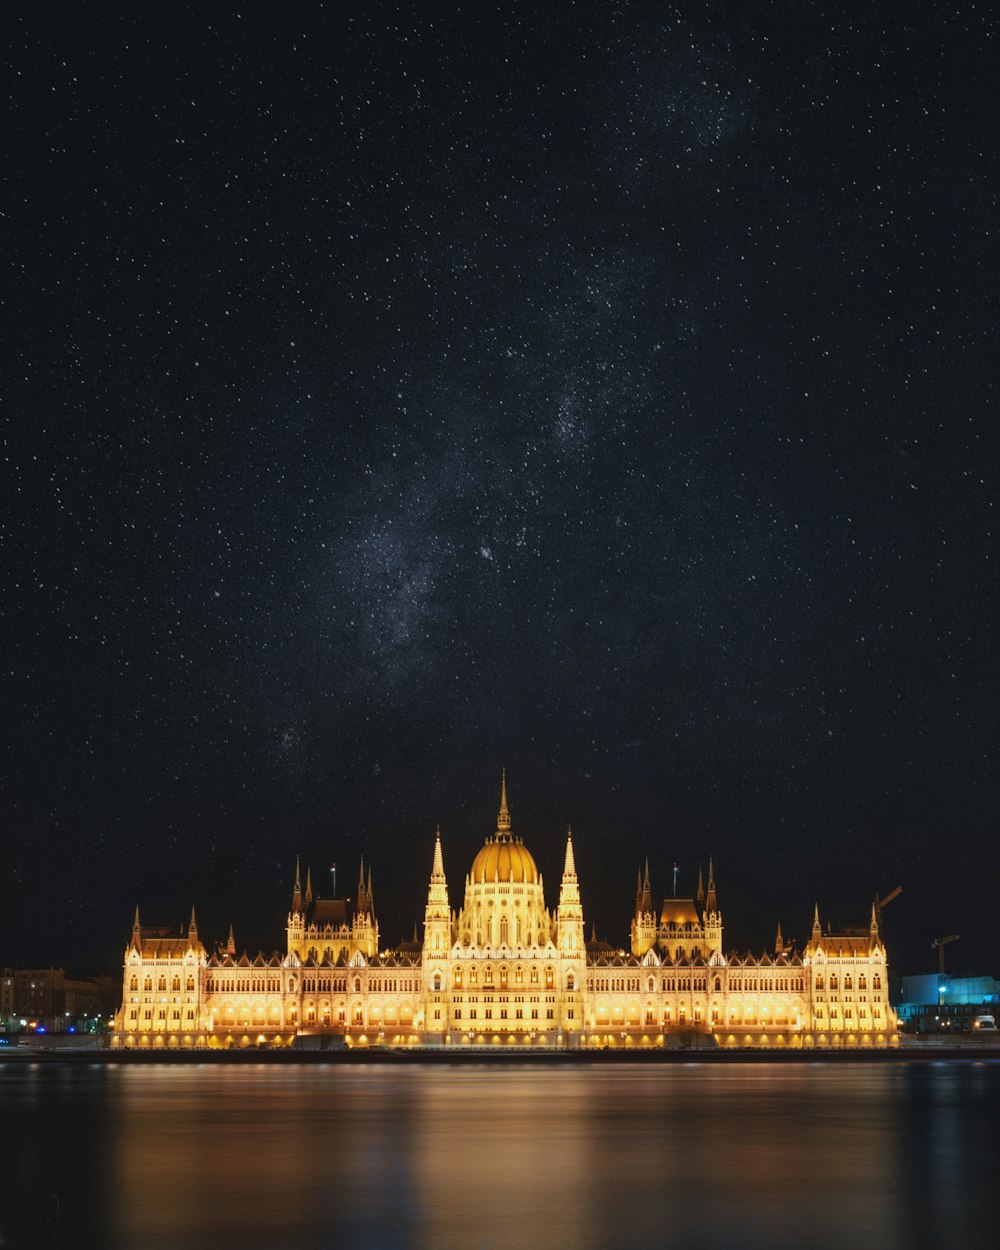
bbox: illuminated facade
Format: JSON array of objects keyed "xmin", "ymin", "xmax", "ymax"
[{"xmin": 114, "ymin": 776, "xmax": 897, "ymax": 1049}]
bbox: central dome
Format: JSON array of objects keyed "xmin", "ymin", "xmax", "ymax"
[
  {"xmin": 468, "ymin": 769, "xmax": 539, "ymax": 884},
  {"xmin": 470, "ymin": 836, "xmax": 539, "ymax": 885}
]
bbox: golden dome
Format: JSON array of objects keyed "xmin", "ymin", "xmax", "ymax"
[{"xmin": 470, "ymin": 835, "xmax": 539, "ymax": 885}]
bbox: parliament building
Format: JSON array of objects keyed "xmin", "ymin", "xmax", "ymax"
[{"xmin": 114, "ymin": 776, "xmax": 898, "ymax": 1050}]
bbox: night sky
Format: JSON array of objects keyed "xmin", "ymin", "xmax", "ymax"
[{"xmin": 4, "ymin": 4, "xmax": 997, "ymax": 977}]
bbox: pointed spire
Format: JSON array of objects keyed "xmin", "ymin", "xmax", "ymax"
[
  {"xmin": 226, "ymin": 923, "xmax": 236, "ymax": 956},
  {"xmin": 641, "ymin": 857, "xmax": 651, "ymax": 912},
  {"xmin": 305, "ymin": 867, "xmax": 313, "ymax": 903},
  {"xmin": 292, "ymin": 855, "xmax": 302, "ymax": 912},
  {"xmin": 358, "ymin": 857, "xmax": 366, "ymax": 895},
  {"xmin": 133, "ymin": 904, "xmax": 141, "ymax": 930},
  {"xmin": 706, "ymin": 857, "xmax": 717, "ymax": 913},
  {"xmin": 497, "ymin": 767, "xmax": 511, "ymax": 835},
  {"xmin": 775, "ymin": 922, "xmax": 784, "ymax": 955},
  {"xmin": 696, "ymin": 865, "xmax": 705, "ymax": 903},
  {"xmin": 812, "ymin": 903, "xmax": 821, "ymax": 933},
  {"xmin": 870, "ymin": 900, "xmax": 879, "ymax": 933},
  {"xmin": 189, "ymin": 906, "xmax": 198, "ymax": 934},
  {"xmin": 562, "ymin": 827, "xmax": 577, "ymax": 879},
  {"xmin": 431, "ymin": 826, "xmax": 446, "ymax": 881},
  {"xmin": 590, "ymin": 922, "xmax": 597, "ymax": 942},
  {"xmin": 367, "ymin": 866, "xmax": 373, "ymax": 911}
]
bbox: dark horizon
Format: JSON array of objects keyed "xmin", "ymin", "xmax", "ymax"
[{"xmin": 3, "ymin": 5, "xmax": 997, "ymax": 982}]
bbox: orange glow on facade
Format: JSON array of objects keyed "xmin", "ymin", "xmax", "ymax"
[{"xmin": 114, "ymin": 780, "xmax": 897, "ymax": 1050}]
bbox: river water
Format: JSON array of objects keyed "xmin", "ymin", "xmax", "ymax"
[{"xmin": 1, "ymin": 1060, "xmax": 997, "ymax": 1249}]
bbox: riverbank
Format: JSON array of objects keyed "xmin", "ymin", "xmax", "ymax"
[{"xmin": 2, "ymin": 1042, "xmax": 999, "ymax": 1065}]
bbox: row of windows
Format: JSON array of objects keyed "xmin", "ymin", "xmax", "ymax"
[
  {"xmin": 450, "ymin": 994, "xmax": 556, "ymax": 1004},
  {"xmin": 815, "ymin": 975, "xmax": 881, "ymax": 991},
  {"xmin": 128, "ymin": 1007, "xmax": 196, "ymax": 1021},
  {"xmin": 727, "ymin": 979, "xmax": 806, "ymax": 993},
  {"xmin": 204, "ymin": 978, "xmax": 283, "ymax": 994},
  {"xmin": 814, "ymin": 1007, "xmax": 884, "ymax": 1021},
  {"xmin": 455, "ymin": 1007, "xmax": 557, "ymax": 1021},
  {"xmin": 133, "ymin": 969, "xmax": 883, "ymax": 999},
  {"xmin": 451, "ymin": 965, "xmax": 556, "ymax": 989},
  {"xmin": 129, "ymin": 976, "xmax": 196, "ymax": 993}
]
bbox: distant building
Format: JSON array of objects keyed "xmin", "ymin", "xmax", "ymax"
[
  {"xmin": 1, "ymin": 966, "xmax": 117, "ymax": 1034},
  {"xmin": 114, "ymin": 776, "xmax": 898, "ymax": 1050},
  {"xmin": 897, "ymin": 973, "xmax": 1000, "ymax": 1033}
]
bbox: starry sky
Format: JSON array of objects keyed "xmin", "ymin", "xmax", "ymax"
[{"xmin": 3, "ymin": 3, "xmax": 997, "ymax": 976}]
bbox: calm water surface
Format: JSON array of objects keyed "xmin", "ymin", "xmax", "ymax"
[{"xmin": 1, "ymin": 1060, "xmax": 997, "ymax": 1249}]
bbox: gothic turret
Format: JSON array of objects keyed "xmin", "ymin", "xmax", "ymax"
[
  {"xmin": 351, "ymin": 858, "xmax": 379, "ymax": 957},
  {"xmin": 292, "ymin": 856, "xmax": 302, "ymax": 914},
  {"xmin": 703, "ymin": 858, "xmax": 722, "ymax": 955},
  {"xmin": 557, "ymin": 827, "xmax": 586, "ymax": 1041},
  {"xmin": 557, "ymin": 828, "xmax": 584, "ymax": 951},
  {"xmin": 631, "ymin": 859, "xmax": 657, "ymax": 957},
  {"xmin": 423, "ymin": 826, "xmax": 451, "ymax": 955}
]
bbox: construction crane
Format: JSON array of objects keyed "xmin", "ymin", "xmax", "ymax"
[
  {"xmin": 874, "ymin": 885, "xmax": 903, "ymax": 941},
  {"xmin": 932, "ymin": 934, "xmax": 960, "ymax": 976}
]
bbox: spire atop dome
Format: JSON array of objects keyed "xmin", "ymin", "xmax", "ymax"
[{"xmin": 497, "ymin": 767, "xmax": 511, "ymax": 835}]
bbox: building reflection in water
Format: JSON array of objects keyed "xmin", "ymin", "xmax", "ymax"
[{"xmin": 54, "ymin": 1062, "xmax": 997, "ymax": 1250}]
